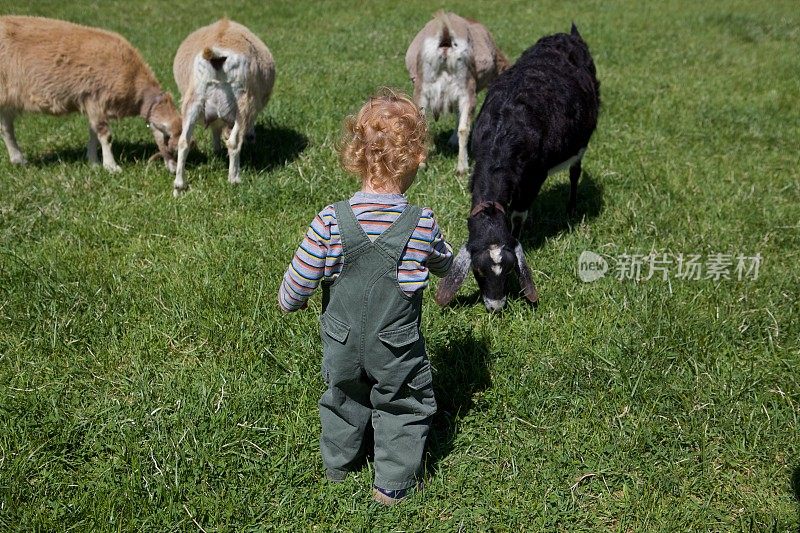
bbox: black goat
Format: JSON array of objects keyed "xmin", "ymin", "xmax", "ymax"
[{"xmin": 436, "ymin": 24, "xmax": 600, "ymax": 312}]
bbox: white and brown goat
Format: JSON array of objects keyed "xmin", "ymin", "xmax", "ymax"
[
  {"xmin": 405, "ymin": 11, "xmax": 508, "ymax": 175},
  {"xmin": 172, "ymin": 19, "xmax": 275, "ymax": 196},
  {"xmin": 0, "ymin": 16, "xmax": 181, "ymax": 172}
]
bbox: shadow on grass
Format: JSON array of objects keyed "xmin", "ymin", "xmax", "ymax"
[
  {"xmin": 519, "ymin": 171, "xmax": 605, "ymax": 250},
  {"xmin": 792, "ymin": 465, "xmax": 800, "ymax": 532},
  {"xmin": 31, "ymin": 140, "xmax": 170, "ymax": 167},
  {"xmin": 425, "ymin": 326, "xmax": 492, "ymax": 475},
  {"xmin": 244, "ymin": 124, "xmax": 308, "ymax": 172},
  {"xmin": 28, "ymin": 122, "xmax": 308, "ymax": 174},
  {"xmin": 433, "ymin": 129, "xmax": 458, "ymax": 156}
]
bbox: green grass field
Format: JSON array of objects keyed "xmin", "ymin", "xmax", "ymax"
[{"xmin": 1, "ymin": 0, "xmax": 798, "ymax": 530}]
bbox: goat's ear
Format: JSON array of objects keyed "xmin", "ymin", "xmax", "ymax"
[
  {"xmin": 514, "ymin": 242, "xmax": 538, "ymax": 304},
  {"xmin": 435, "ymin": 245, "xmax": 471, "ymax": 306}
]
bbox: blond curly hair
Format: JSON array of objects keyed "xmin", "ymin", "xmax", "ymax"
[{"xmin": 340, "ymin": 89, "xmax": 428, "ymax": 191}]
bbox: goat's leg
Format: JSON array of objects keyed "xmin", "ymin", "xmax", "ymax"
[
  {"xmin": 88, "ymin": 114, "xmax": 121, "ymax": 173},
  {"xmin": 211, "ymin": 123, "xmax": 225, "ymax": 155},
  {"xmin": 174, "ymin": 102, "xmax": 201, "ymax": 196},
  {"xmin": 455, "ymin": 94, "xmax": 474, "ymax": 176},
  {"xmin": 413, "ymin": 88, "xmax": 428, "ymax": 168},
  {"xmin": 568, "ymin": 158, "xmax": 582, "ymax": 217},
  {"xmin": 86, "ymin": 126, "xmax": 99, "ymax": 165},
  {"xmin": 226, "ymin": 120, "xmax": 244, "ymax": 184},
  {"xmin": 511, "ymin": 173, "xmax": 546, "ymax": 240},
  {"xmin": 412, "ymin": 80, "xmax": 423, "ymax": 114},
  {"xmin": 227, "ymin": 95, "xmax": 256, "ymax": 185},
  {"xmin": 0, "ymin": 111, "xmax": 27, "ymax": 165},
  {"xmin": 510, "ymin": 210, "xmax": 529, "ymax": 240}
]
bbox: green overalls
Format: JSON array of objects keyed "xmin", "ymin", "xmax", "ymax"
[{"xmin": 319, "ymin": 200, "xmax": 437, "ymax": 491}]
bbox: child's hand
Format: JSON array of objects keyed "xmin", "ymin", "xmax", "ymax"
[{"xmin": 277, "ymin": 298, "xmax": 308, "ymax": 313}]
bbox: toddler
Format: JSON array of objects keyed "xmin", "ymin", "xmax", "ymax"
[{"xmin": 278, "ymin": 90, "xmax": 452, "ymax": 505}]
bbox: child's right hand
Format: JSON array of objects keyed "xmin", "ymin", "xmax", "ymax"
[{"xmin": 277, "ymin": 296, "xmax": 308, "ymax": 313}]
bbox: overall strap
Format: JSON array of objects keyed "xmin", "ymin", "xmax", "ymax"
[
  {"xmin": 374, "ymin": 204, "xmax": 422, "ymax": 263},
  {"xmin": 333, "ymin": 200, "xmax": 371, "ymax": 255}
]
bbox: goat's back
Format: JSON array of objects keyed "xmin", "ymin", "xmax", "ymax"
[
  {"xmin": 0, "ymin": 16, "xmax": 155, "ymax": 115},
  {"xmin": 173, "ymin": 18, "xmax": 275, "ymax": 107},
  {"xmin": 472, "ymin": 28, "xmax": 600, "ymax": 173}
]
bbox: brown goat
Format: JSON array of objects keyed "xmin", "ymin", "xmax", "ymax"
[
  {"xmin": 172, "ymin": 19, "xmax": 275, "ymax": 195},
  {"xmin": 0, "ymin": 16, "xmax": 182, "ymax": 172}
]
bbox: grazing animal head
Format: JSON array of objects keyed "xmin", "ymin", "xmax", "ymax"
[
  {"xmin": 147, "ymin": 92, "xmax": 182, "ymax": 173},
  {"xmin": 436, "ymin": 202, "xmax": 538, "ymax": 311}
]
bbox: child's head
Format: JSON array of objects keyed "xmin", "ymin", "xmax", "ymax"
[{"xmin": 340, "ymin": 89, "xmax": 428, "ymax": 193}]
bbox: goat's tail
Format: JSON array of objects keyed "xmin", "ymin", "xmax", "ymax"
[
  {"xmin": 202, "ymin": 47, "xmax": 228, "ymax": 71},
  {"xmin": 571, "ymin": 22, "xmax": 581, "ymax": 38},
  {"xmin": 433, "ymin": 10, "xmax": 456, "ymax": 48}
]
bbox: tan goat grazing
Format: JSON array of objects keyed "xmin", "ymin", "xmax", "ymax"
[
  {"xmin": 172, "ymin": 19, "xmax": 276, "ymax": 196},
  {"xmin": 0, "ymin": 16, "xmax": 182, "ymax": 172},
  {"xmin": 406, "ymin": 11, "xmax": 508, "ymax": 175}
]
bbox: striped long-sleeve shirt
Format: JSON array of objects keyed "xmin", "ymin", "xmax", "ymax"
[{"xmin": 279, "ymin": 192, "xmax": 453, "ymax": 312}]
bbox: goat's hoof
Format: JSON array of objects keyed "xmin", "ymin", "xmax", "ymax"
[
  {"xmin": 105, "ymin": 164, "xmax": 122, "ymax": 173},
  {"xmin": 567, "ymin": 206, "xmax": 578, "ymax": 219},
  {"xmin": 173, "ymin": 182, "xmax": 188, "ymax": 197},
  {"xmin": 229, "ymin": 177, "xmax": 241, "ymax": 185},
  {"xmin": 456, "ymin": 166, "xmax": 468, "ymax": 177},
  {"xmin": 10, "ymin": 155, "xmax": 28, "ymax": 165}
]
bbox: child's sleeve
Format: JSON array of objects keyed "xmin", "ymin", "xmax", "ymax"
[
  {"xmin": 425, "ymin": 209, "xmax": 454, "ymax": 277},
  {"xmin": 278, "ymin": 208, "xmax": 332, "ymax": 312}
]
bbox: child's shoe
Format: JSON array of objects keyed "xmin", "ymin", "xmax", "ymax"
[{"xmin": 372, "ymin": 484, "xmax": 421, "ymax": 505}]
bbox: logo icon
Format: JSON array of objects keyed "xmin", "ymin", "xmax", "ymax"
[{"xmin": 578, "ymin": 251, "xmax": 608, "ymax": 282}]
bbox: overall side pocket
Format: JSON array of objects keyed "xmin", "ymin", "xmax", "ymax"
[
  {"xmin": 377, "ymin": 322, "xmax": 419, "ymax": 349},
  {"xmin": 320, "ymin": 314, "xmax": 350, "ymax": 384},
  {"xmin": 320, "ymin": 313, "xmax": 351, "ymax": 343}
]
